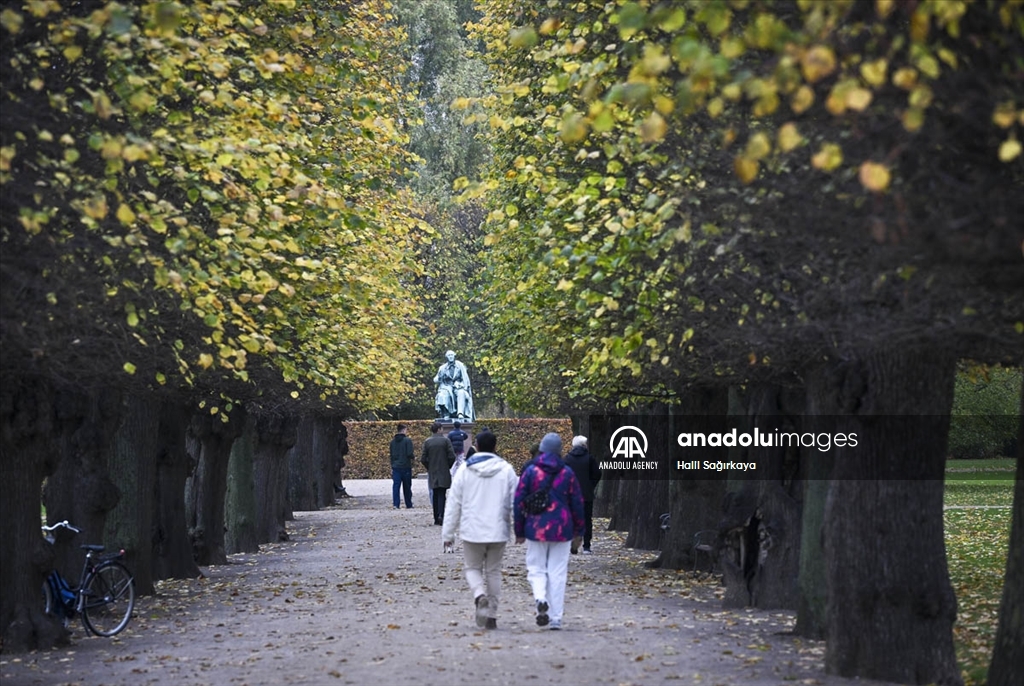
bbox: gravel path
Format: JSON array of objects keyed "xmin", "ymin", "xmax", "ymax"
[{"xmin": 2, "ymin": 479, "xmax": 880, "ymax": 686}]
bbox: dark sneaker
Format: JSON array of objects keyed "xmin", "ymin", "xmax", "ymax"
[
  {"xmin": 535, "ymin": 600, "xmax": 549, "ymax": 627},
  {"xmin": 570, "ymin": 542, "xmax": 579, "ymax": 554},
  {"xmin": 475, "ymin": 595, "xmax": 490, "ymax": 628},
  {"xmin": 485, "ymin": 618, "xmax": 497, "ymax": 630}
]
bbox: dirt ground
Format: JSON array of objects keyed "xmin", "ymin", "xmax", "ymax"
[{"xmin": 1, "ymin": 479, "xmax": 883, "ymax": 686}]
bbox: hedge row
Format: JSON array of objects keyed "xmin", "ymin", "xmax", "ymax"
[{"xmin": 343, "ymin": 418, "xmax": 574, "ymax": 479}]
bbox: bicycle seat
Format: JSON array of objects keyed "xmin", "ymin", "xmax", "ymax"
[{"xmin": 81, "ymin": 544, "xmax": 105, "ymax": 553}]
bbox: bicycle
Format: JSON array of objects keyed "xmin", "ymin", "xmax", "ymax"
[{"xmin": 41, "ymin": 520, "xmax": 136, "ymax": 637}]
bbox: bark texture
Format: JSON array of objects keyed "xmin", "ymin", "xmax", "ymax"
[
  {"xmin": 43, "ymin": 387, "xmax": 122, "ymax": 577},
  {"xmin": 152, "ymin": 401, "xmax": 201, "ymax": 581},
  {"xmin": 105, "ymin": 394, "xmax": 159, "ymax": 595},
  {"xmin": 822, "ymin": 347, "xmax": 961, "ymax": 685},
  {"xmin": 287, "ymin": 416, "xmax": 318, "ymax": 512},
  {"xmin": 186, "ymin": 405, "xmax": 246, "ymax": 566},
  {"xmin": 226, "ymin": 417, "xmax": 258, "ymax": 554},
  {"xmin": 647, "ymin": 389, "xmax": 729, "ymax": 571},
  {"xmin": 253, "ymin": 414, "xmax": 299, "ymax": 544},
  {"xmin": 0, "ymin": 378, "xmax": 66, "ymax": 651},
  {"xmin": 720, "ymin": 386, "xmax": 802, "ymax": 610}
]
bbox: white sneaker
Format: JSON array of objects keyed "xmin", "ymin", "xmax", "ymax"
[{"xmin": 475, "ymin": 595, "xmax": 490, "ymax": 628}]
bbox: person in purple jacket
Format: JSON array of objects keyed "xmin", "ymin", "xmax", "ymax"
[{"xmin": 514, "ymin": 433, "xmax": 585, "ymax": 630}]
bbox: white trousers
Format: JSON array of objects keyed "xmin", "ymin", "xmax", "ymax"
[
  {"xmin": 463, "ymin": 541, "xmax": 506, "ymax": 619},
  {"xmin": 525, "ymin": 540, "xmax": 572, "ymax": 623}
]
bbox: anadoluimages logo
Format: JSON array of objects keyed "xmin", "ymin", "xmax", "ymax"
[{"xmin": 609, "ymin": 426, "xmax": 648, "ymax": 460}]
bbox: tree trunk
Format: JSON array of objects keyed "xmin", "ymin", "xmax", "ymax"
[
  {"xmin": 288, "ymin": 416, "xmax": 318, "ymax": 512},
  {"xmin": 152, "ymin": 401, "xmax": 201, "ymax": 581},
  {"xmin": 226, "ymin": 417, "xmax": 259, "ymax": 554},
  {"xmin": 0, "ymin": 378, "xmax": 67, "ymax": 651},
  {"xmin": 607, "ymin": 479, "xmax": 639, "ymax": 532},
  {"xmin": 43, "ymin": 387, "xmax": 122, "ymax": 578},
  {"xmin": 625, "ymin": 478, "xmax": 669, "ymax": 550},
  {"xmin": 720, "ymin": 386, "xmax": 803, "ymax": 610},
  {"xmin": 646, "ymin": 388, "xmax": 729, "ymax": 571},
  {"xmin": 987, "ymin": 377, "xmax": 1024, "ymax": 686},
  {"xmin": 254, "ymin": 414, "xmax": 299, "ymax": 543},
  {"xmin": 105, "ymin": 394, "xmax": 159, "ymax": 596},
  {"xmin": 592, "ymin": 475, "xmax": 617, "ymax": 519},
  {"xmin": 822, "ymin": 347, "xmax": 961, "ymax": 685},
  {"xmin": 186, "ymin": 405, "xmax": 246, "ymax": 566},
  {"xmin": 323, "ymin": 418, "xmax": 348, "ymax": 508},
  {"xmin": 796, "ymin": 365, "xmax": 840, "ymax": 638}
]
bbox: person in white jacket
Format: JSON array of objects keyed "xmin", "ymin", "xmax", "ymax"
[{"xmin": 441, "ymin": 430, "xmax": 519, "ymax": 630}]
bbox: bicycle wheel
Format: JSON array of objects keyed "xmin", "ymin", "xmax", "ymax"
[
  {"xmin": 81, "ymin": 562, "xmax": 135, "ymax": 637},
  {"xmin": 42, "ymin": 579, "xmax": 55, "ymax": 616}
]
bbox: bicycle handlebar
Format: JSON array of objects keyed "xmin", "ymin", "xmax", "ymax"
[{"xmin": 41, "ymin": 520, "xmax": 82, "ymax": 534}]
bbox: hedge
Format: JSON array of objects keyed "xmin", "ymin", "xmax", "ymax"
[{"xmin": 343, "ymin": 418, "xmax": 574, "ymax": 479}]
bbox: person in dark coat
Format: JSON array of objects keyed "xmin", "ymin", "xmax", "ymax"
[
  {"xmin": 389, "ymin": 424, "xmax": 415, "ymax": 509},
  {"xmin": 563, "ymin": 435, "xmax": 602, "ymax": 553},
  {"xmin": 421, "ymin": 423, "xmax": 456, "ymax": 525}
]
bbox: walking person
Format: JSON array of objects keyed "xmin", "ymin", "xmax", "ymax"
[
  {"xmin": 441, "ymin": 430, "xmax": 518, "ymax": 629},
  {"xmin": 563, "ymin": 435, "xmax": 601, "ymax": 553},
  {"xmin": 448, "ymin": 421, "xmax": 469, "ymax": 478},
  {"xmin": 514, "ymin": 433, "xmax": 584, "ymax": 631},
  {"xmin": 421, "ymin": 423, "xmax": 456, "ymax": 525},
  {"xmin": 389, "ymin": 424, "xmax": 415, "ymax": 509}
]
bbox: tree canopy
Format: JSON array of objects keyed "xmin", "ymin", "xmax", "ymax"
[
  {"xmin": 1, "ymin": 0, "xmax": 427, "ymax": 412},
  {"xmin": 463, "ymin": 0, "xmax": 1023, "ymax": 412}
]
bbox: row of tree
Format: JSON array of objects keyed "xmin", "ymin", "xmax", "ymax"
[
  {"xmin": 465, "ymin": 1, "xmax": 1022, "ymax": 684},
  {"xmin": 0, "ymin": 0, "xmax": 428, "ymax": 650}
]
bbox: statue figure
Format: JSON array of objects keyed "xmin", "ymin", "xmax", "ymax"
[{"xmin": 434, "ymin": 350, "xmax": 474, "ymax": 422}]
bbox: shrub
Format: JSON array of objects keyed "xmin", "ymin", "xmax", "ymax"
[
  {"xmin": 949, "ymin": 366, "xmax": 1022, "ymax": 459},
  {"xmin": 343, "ymin": 418, "xmax": 574, "ymax": 478}
]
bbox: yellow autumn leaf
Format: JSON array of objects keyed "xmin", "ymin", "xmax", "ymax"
[
  {"xmin": 992, "ymin": 103, "xmax": 1016, "ymax": 129},
  {"xmin": 744, "ymin": 132, "xmax": 772, "ymax": 161},
  {"xmin": 858, "ymin": 161, "xmax": 891, "ymax": 191},
  {"xmin": 63, "ymin": 44, "xmax": 82, "ymax": 62},
  {"xmin": 876, "ymin": 0, "xmax": 894, "ymax": 19},
  {"xmin": 860, "ymin": 59, "xmax": 888, "ymax": 86},
  {"xmin": 801, "ymin": 46, "xmax": 836, "ymax": 83},
  {"xmin": 116, "ymin": 203, "xmax": 136, "ymax": 224},
  {"xmin": 734, "ymin": 156, "xmax": 759, "ymax": 183},
  {"xmin": 707, "ymin": 98, "xmax": 724, "ymax": 118},
  {"xmin": 903, "ymin": 107, "xmax": 925, "ymax": 132},
  {"xmin": 777, "ymin": 123, "xmax": 802, "ymax": 152},
  {"xmin": 560, "ymin": 112, "xmax": 589, "ymax": 144},
  {"xmin": 94, "ymin": 91, "xmax": 113, "ymax": 119},
  {"xmin": 791, "ymin": 85, "xmax": 814, "ymax": 114},
  {"xmin": 811, "ymin": 143, "xmax": 843, "ymax": 172},
  {"xmin": 83, "ymin": 195, "xmax": 109, "ymax": 219},
  {"xmin": 0, "ymin": 9, "xmax": 24, "ymax": 34},
  {"xmin": 845, "ymin": 87, "xmax": 873, "ymax": 111},
  {"xmin": 509, "ymin": 26, "xmax": 538, "ymax": 49},
  {"xmin": 654, "ymin": 95, "xmax": 675, "ymax": 116},
  {"xmin": 640, "ymin": 45, "xmax": 672, "ymax": 75},
  {"xmin": 998, "ymin": 138, "xmax": 1022, "ymax": 162},
  {"xmin": 123, "ymin": 362, "xmax": 137, "ymax": 375},
  {"xmin": 892, "ymin": 67, "xmax": 918, "ymax": 90},
  {"xmin": 198, "ymin": 353, "xmax": 214, "ymax": 369},
  {"xmin": 639, "ymin": 111, "xmax": 667, "ymax": 143}
]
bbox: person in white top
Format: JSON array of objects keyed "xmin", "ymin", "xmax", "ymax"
[{"xmin": 441, "ymin": 430, "xmax": 518, "ymax": 630}]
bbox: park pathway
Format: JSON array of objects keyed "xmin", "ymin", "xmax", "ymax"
[{"xmin": 1, "ymin": 479, "xmax": 882, "ymax": 686}]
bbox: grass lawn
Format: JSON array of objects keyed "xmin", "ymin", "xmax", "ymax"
[{"xmin": 944, "ymin": 458, "xmax": 1016, "ymax": 685}]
